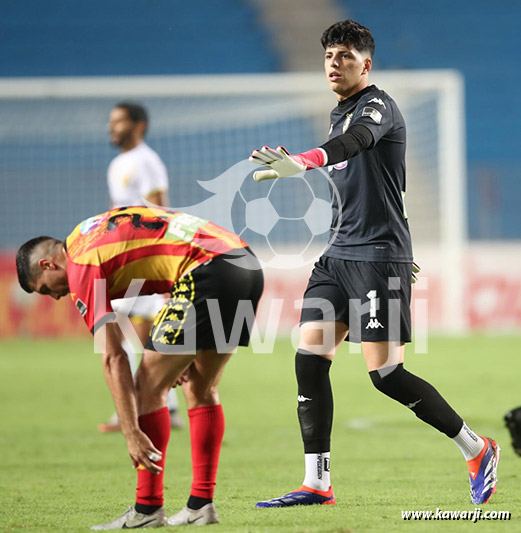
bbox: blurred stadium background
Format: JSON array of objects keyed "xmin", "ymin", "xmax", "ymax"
[{"xmin": 0, "ymin": 0, "xmax": 520, "ymax": 336}]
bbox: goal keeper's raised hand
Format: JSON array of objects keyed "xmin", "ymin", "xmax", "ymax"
[{"xmin": 249, "ymin": 145, "xmax": 326, "ymax": 181}]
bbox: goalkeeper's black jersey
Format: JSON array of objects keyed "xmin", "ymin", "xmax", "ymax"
[{"xmin": 323, "ymin": 85, "xmax": 413, "ymax": 263}]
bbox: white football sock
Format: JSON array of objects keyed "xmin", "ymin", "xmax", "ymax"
[
  {"xmin": 122, "ymin": 337, "xmax": 179, "ymax": 411},
  {"xmin": 167, "ymin": 388, "xmax": 179, "ymax": 410},
  {"xmin": 452, "ymin": 422, "xmax": 485, "ymax": 461},
  {"xmin": 303, "ymin": 452, "xmax": 330, "ymax": 491},
  {"xmin": 121, "ymin": 338, "xmax": 139, "ymax": 375}
]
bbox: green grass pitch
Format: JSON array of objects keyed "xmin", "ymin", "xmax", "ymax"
[{"xmin": 1, "ymin": 335, "xmax": 520, "ymax": 532}]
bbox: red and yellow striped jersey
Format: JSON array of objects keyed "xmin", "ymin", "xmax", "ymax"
[{"xmin": 65, "ymin": 206, "xmax": 247, "ymax": 332}]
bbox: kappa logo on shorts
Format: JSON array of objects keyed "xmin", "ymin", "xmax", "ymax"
[
  {"xmin": 365, "ymin": 318, "xmax": 384, "ymax": 329},
  {"xmin": 366, "ymin": 290, "xmax": 383, "ymax": 329}
]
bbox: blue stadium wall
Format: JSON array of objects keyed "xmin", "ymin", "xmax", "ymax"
[
  {"xmin": 0, "ymin": 0, "xmax": 279, "ymax": 75},
  {"xmin": 1, "ymin": 0, "xmax": 519, "ymax": 239},
  {"xmin": 338, "ymin": 0, "xmax": 521, "ymax": 239}
]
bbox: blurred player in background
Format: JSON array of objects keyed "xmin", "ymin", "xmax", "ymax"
[
  {"xmin": 250, "ymin": 19, "xmax": 499, "ymax": 507},
  {"xmin": 16, "ymin": 206, "xmax": 264, "ymax": 528},
  {"xmin": 100, "ymin": 101, "xmax": 183, "ymax": 432},
  {"xmin": 504, "ymin": 406, "xmax": 521, "ymax": 456}
]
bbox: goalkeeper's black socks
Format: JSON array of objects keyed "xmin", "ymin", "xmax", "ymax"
[
  {"xmin": 296, "ymin": 350, "xmax": 333, "ymax": 491},
  {"xmin": 369, "ymin": 363, "xmax": 463, "ymax": 437},
  {"xmin": 368, "ymin": 363, "xmax": 486, "ymax": 460},
  {"xmin": 296, "ymin": 350, "xmax": 333, "ymax": 453}
]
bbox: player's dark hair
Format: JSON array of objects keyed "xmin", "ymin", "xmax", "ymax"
[
  {"xmin": 321, "ymin": 19, "xmax": 375, "ymax": 57},
  {"xmin": 114, "ymin": 101, "xmax": 149, "ymax": 133},
  {"xmin": 16, "ymin": 236, "xmax": 60, "ymax": 293}
]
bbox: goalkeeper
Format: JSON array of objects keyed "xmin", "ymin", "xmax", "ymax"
[{"xmin": 251, "ymin": 19, "xmax": 499, "ymax": 507}]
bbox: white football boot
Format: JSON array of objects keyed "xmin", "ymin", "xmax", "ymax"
[
  {"xmin": 167, "ymin": 503, "xmax": 219, "ymax": 526},
  {"xmin": 91, "ymin": 506, "xmax": 167, "ymax": 529}
]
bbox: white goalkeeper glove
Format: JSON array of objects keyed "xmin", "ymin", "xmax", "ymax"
[
  {"xmin": 412, "ymin": 262, "xmax": 421, "ymax": 284},
  {"xmin": 249, "ymin": 146, "xmax": 306, "ymax": 182}
]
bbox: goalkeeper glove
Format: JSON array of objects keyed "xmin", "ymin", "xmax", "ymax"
[
  {"xmin": 249, "ymin": 146, "xmax": 305, "ymax": 181},
  {"xmin": 412, "ymin": 262, "xmax": 421, "ymax": 284},
  {"xmin": 249, "ymin": 146, "xmax": 326, "ymax": 182}
]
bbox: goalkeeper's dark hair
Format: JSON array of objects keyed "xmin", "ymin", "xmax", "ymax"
[
  {"xmin": 114, "ymin": 101, "xmax": 149, "ymax": 133},
  {"xmin": 16, "ymin": 236, "xmax": 61, "ymax": 293},
  {"xmin": 321, "ymin": 19, "xmax": 375, "ymax": 57}
]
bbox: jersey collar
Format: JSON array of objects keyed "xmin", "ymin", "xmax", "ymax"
[{"xmin": 337, "ymin": 85, "xmax": 376, "ymax": 108}]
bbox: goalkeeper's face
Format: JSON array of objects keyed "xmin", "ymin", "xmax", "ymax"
[{"xmin": 324, "ymin": 45, "xmax": 372, "ymax": 101}]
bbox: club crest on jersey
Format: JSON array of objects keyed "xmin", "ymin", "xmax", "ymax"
[
  {"xmin": 367, "ymin": 97, "xmax": 386, "ymax": 109},
  {"xmin": 80, "ymin": 215, "xmax": 104, "ymax": 234},
  {"xmin": 121, "ymin": 172, "xmax": 131, "ymax": 186},
  {"xmin": 362, "ymin": 107, "xmax": 382, "ymax": 124},
  {"xmin": 342, "ymin": 113, "xmax": 353, "ymax": 133},
  {"xmin": 75, "ymin": 298, "xmax": 87, "ymax": 317}
]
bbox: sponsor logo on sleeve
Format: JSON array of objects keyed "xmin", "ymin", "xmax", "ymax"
[
  {"xmin": 79, "ymin": 215, "xmax": 104, "ymax": 234},
  {"xmin": 362, "ymin": 107, "xmax": 382, "ymax": 124},
  {"xmin": 328, "ymin": 160, "xmax": 348, "ymax": 172},
  {"xmin": 333, "ymin": 160, "xmax": 348, "ymax": 170},
  {"xmin": 75, "ymin": 298, "xmax": 87, "ymax": 317}
]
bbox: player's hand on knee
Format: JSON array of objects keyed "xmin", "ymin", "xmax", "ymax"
[
  {"xmin": 249, "ymin": 145, "xmax": 306, "ymax": 181},
  {"xmin": 127, "ymin": 429, "xmax": 163, "ymax": 474}
]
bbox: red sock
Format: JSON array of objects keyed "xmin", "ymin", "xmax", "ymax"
[
  {"xmin": 136, "ymin": 406, "xmax": 171, "ymax": 507},
  {"xmin": 189, "ymin": 404, "xmax": 225, "ymax": 499}
]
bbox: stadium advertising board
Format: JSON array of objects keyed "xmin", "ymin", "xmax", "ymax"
[{"xmin": 2, "ymin": 246, "xmax": 520, "ymax": 337}]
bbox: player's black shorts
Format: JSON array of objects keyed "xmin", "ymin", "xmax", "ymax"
[
  {"xmin": 300, "ymin": 256, "xmax": 412, "ymax": 343},
  {"xmin": 145, "ymin": 247, "xmax": 264, "ymax": 354}
]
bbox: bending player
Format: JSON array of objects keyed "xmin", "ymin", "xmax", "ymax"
[
  {"xmin": 16, "ymin": 206, "xmax": 263, "ymax": 528},
  {"xmin": 250, "ymin": 19, "xmax": 499, "ymax": 506},
  {"xmin": 101, "ymin": 101, "xmax": 183, "ymax": 431}
]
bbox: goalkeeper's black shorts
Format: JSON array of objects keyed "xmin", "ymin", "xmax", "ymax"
[
  {"xmin": 300, "ymin": 256, "xmax": 412, "ymax": 343},
  {"xmin": 145, "ymin": 247, "xmax": 263, "ymax": 353}
]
